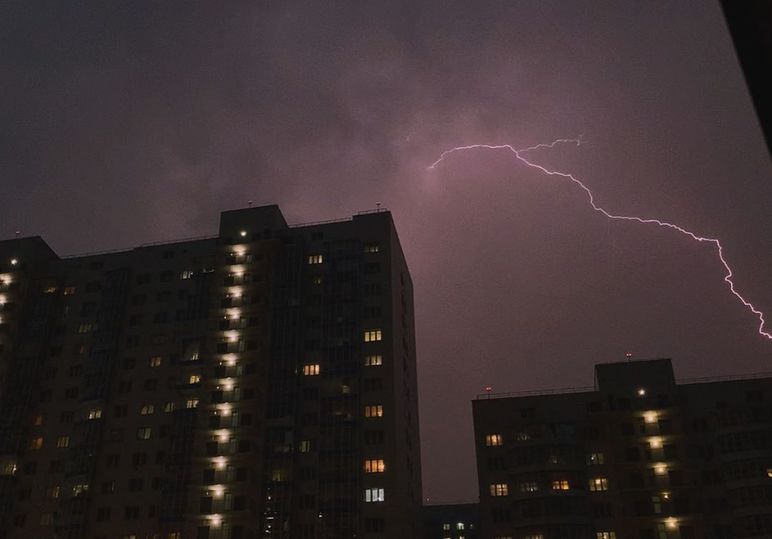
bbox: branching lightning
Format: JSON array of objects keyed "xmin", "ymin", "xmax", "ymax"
[{"xmin": 429, "ymin": 138, "xmax": 771, "ymax": 340}]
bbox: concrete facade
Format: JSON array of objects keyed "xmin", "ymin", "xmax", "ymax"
[
  {"xmin": 0, "ymin": 205, "xmax": 421, "ymax": 539},
  {"xmin": 473, "ymin": 358, "xmax": 772, "ymax": 539}
]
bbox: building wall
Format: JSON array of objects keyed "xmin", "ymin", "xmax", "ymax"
[
  {"xmin": 0, "ymin": 205, "xmax": 422, "ymax": 539},
  {"xmin": 422, "ymin": 503, "xmax": 479, "ymax": 539},
  {"xmin": 473, "ymin": 358, "xmax": 772, "ymax": 539}
]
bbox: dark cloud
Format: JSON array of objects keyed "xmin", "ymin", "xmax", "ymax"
[{"xmin": 2, "ymin": 0, "xmax": 771, "ymax": 501}]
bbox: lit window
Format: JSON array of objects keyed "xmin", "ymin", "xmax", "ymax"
[
  {"xmin": 137, "ymin": 427, "xmax": 152, "ymax": 440},
  {"xmin": 644, "ymin": 411, "xmax": 658, "ymax": 423},
  {"xmin": 77, "ymin": 323, "xmax": 95, "ymax": 334},
  {"xmin": 29, "ymin": 437, "xmax": 43, "ymax": 450},
  {"xmin": 551, "ymin": 480, "xmax": 570, "ymax": 491},
  {"xmin": 589, "ymin": 477, "xmax": 609, "ymax": 491},
  {"xmin": 303, "ymin": 364, "xmax": 320, "ymax": 376},
  {"xmin": 364, "ymin": 405, "xmax": 384, "ymax": 418},
  {"xmin": 364, "ymin": 459, "xmax": 386, "ymax": 473},
  {"xmin": 189, "ymin": 375, "xmax": 200, "ymax": 384},
  {"xmin": 308, "ymin": 255, "xmax": 323, "ymax": 265},
  {"xmin": 364, "ymin": 488, "xmax": 385, "ymax": 502},
  {"xmin": 490, "ymin": 483, "xmax": 508, "ymax": 496},
  {"xmin": 63, "ymin": 287, "xmax": 76, "ymax": 295},
  {"xmin": 665, "ymin": 518, "xmax": 677, "ymax": 530},
  {"xmin": 515, "ymin": 431, "xmax": 531, "ymax": 441},
  {"xmin": 596, "ymin": 533, "xmax": 616, "ymax": 539},
  {"xmin": 485, "ymin": 434, "xmax": 503, "ymax": 446},
  {"xmin": 520, "ymin": 481, "xmax": 538, "ymax": 492},
  {"xmin": 46, "ymin": 486, "xmax": 60, "ymax": 499},
  {"xmin": 524, "ymin": 536, "xmax": 542, "ymax": 539},
  {"xmin": 149, "ymin": 356, "xmax": 162, "ymax": 367},
  {"xmin": 186, "ymin": 399, "xmax": 199, "ymax": 409},
  {"xmin": 365, "ymin": 354, "xmax": 383, "ymax": 366},
  {"xmin": 587, "ymin": 452, "xmax": 605, "ymax": 465},
  {"xmin": 637, "ymin": 388, "xmax": 647, "ymax": 397},
  {"xmin": 654, "ymin": 464, "xmax": 667, "ymax": 475},
  {"xmin": 299, "ymin": 440, "xmax": 311, "ymax": 453},
  {"xmin": 180, "ymin": 270, "xmax": 195, "ymax": 280},
  {"xmin": 442, "ymin": 524, "xmax": 450, "ymax": 531},
  {"xmin": 364, "ymin": 242, "xmax": 380, "ymax": 253},
  {"xmin": 56, "ymin": 436, "xmax": 70, "ymax": 448},
  {"xmin": 457, "ymin": 523, "xmax": 465, "ymax": 530},
  {"xmin": 164, "ymin": 402, "xmax": 174, "ymax": 413},
  {"xmin": 140, "ymin": 404, "xmax": 155, "ymax": 415},
  {"xmin": 363, "ymin": 329, "xmax": 382, "ymax": 342},
  {"xmin": 0, "ymin": 462, "xmax": 17, "ymax": 476},
  {"xmin": 33, "ymin": 414, "xmax": 44, "ymax": 426},
  {"xmin": 88, "ymin": 409, "xmax": 102, "ymax": 420},
  {"xmin": 72, "ymin": 483, "xmax": 88, "ymax": 496}
]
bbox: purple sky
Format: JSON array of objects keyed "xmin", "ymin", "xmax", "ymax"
[{"xmin": 2, "ymin": 1, "xmax": 771, "ymax": 502}]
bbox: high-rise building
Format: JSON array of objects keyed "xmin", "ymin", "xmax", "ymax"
[
  {"xmin": 0, "ymin": 205, "xmax": 421, "ymax": 539},
  {"xmin": 473, "ymin": 358, "xmax": 772, "ymax": 539}
]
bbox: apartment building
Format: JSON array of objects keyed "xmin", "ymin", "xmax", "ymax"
[
  {"xmin": 0, "ymin": 205, "xmax": 421, "ymax": 539},
  {"xmin": 474, "ymin": 358, "xmax": 772, "ymax": 539}
]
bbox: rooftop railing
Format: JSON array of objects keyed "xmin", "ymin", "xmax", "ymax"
[{"xmin": 475, "ymin": 371, "xmax": 772, "ymax": 400}]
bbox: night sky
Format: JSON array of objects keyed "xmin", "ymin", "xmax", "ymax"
[{"xmin": 2, "ymin": 1, "xmax": 771, "ymax": 503}]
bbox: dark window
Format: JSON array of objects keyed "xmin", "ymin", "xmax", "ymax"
[
  {"xmin": 200, "ymin": 496, "xmax": 213, "ymax": 513},
  {"xmin": 203, "ymin": 469, "xmax": 215, "ymax": 484},
  {"xmin": 365, "ymin": 518, "xmax": 385, "ymax": 532}
]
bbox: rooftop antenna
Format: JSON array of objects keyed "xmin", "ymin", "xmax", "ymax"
[
  {"xmin": 376, "ymin": 202, "xmax": 381, "ymax": 210},
  {"xmin": 248, "ymin": 200, "xmax": 253, "ymax": 208},
  {"xmin": 625, "ymin": 352, "xmax": 633, "ymax": 361},
  {"xmin": 15, "ymin": 230, "xmax": 20, "ymax": 238}
]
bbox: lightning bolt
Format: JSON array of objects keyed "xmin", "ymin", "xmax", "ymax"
[{"xmin": 429, "ymin": 138, "xmax": 771, "ymax": 340}]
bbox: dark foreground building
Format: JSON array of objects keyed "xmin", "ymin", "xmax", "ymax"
[
  {"xmin": 0, "ymin": 205, "xmax": 421, "ymax": 539},
  {"xmin": 473, "ymin": 358, "xmax": 772, "ymax": 539},
  {"xmin": 422, "ymin": 503, "xmax": 479, "ymax": 539}
]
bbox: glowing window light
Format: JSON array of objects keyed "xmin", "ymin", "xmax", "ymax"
[
  {"xmin": 637, "ymin": 388, "xmax": 647, "ymax": 397},
  {"xmin": 650, "ymin": 437, "xmax": 663, "ymax": 449},
  {"xmin": 665, "ymin": 517, "xmax": 677, "ymax": 530},
  {"xmin": 10, "ymin": 259, "xmax": 18, "ymax": 266},
  {"xmin": 224, "ymin": 354, "xmax": 237, "ymax": 366},
  {"xmin": 209, "ymin": 514, "xmax": 222, "ymax": 527},
  {"xmin": 214, "ymin": 458, "xmax": 227, "ymax": 470},
  {"xmin": 222, "ymin": 379, "xmax": 234, "ymax": 391},
  {"xmin": 239, "ymin": 230, "xmax": 247, "ymax": 237},
  {"xmin": 212, "ymin": 486, "xmax": 224, "ymax": 498},
  {"xmin": 644, "ymin": 412, "xmax": 658, "ymax": 423},
  {"xmin": 217, "ymin": 431, "xmax": 229, "ymax": 443},
  {"xmin": 654, "ymin": 464, "xmax": 667, "ymax": 475}
]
